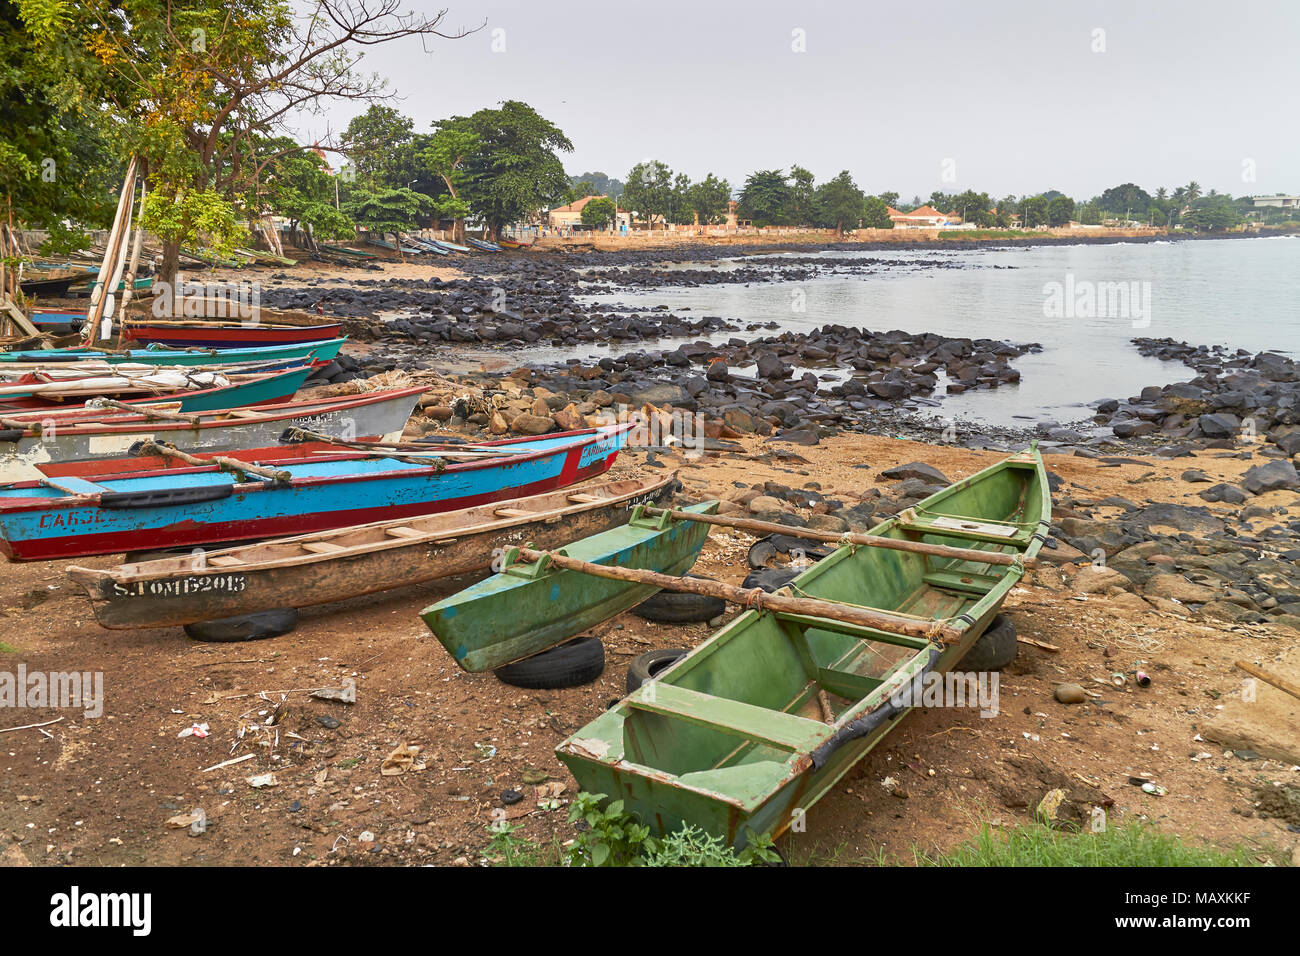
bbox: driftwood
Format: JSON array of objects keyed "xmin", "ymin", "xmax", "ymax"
[
  {"xmin": 644, "ymin": 507, "xmax": 1033, "ymax": 568},
  {"xmin": 90, "ymin": 398, "xmax": 202, "ymax": 425},
  {"xmin": 513, "ymin": 545, "xmax": 964, "ymax": 644},
  {"xmin": 137, "ymin": 440, "xmax": 291, "ymax": 483}
]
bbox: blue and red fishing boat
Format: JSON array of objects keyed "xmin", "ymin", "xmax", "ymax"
[
  {"xmin": 0, "ymin": 423, "xmax": 633, "ymax": 561},
  {"xmin": 121, "ymin": 321, "xmax": 343, "ymax": 348}
]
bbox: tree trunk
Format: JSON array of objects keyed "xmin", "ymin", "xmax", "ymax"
[
  {"xmin": 453, "ymin": 218, "xmax": 465, "ymax": 243},
  {"xmin": 159, "ymin": 240, "xmax": 181, "ymax": 286}
]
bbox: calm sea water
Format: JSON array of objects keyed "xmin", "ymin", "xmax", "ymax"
[{"xmin": 569, "ymin": 236, "xmax": 1298, "ymax": 427}]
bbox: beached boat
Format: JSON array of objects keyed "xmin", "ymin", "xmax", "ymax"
[
  {"xmin": 497, "ymin": 238, "xmax": 533, "ymax": 250},
  {"xmin": 317, "ymin": 243, "xmax": 378, "ymax": 260},
  {"xmin": 420, "ymin": 500, "xmax": 719, "ymax": 672},
  {"xmin": 431, "ymin": 240, "xmax": 471, "ymax": 253},
  {"xmin": 403, "ymin": 236, "xmax": 450, "ymax": 256},
  {"xmin": 0, "ymin": 366, "xmax": 311, "ymax": 414},
  {"xmin": 0, "ymin": 338, "xmax": 346, "ymax": 368},
  {"xmin": 553, "ymin": 446, "xmax": 1051, "ymax": 847},
  {"xmin": 0, "ymin": 385, "xmax": 424, "ymax": 482},
  {"xmin": 465, "ymin": 238, "xmax": 501, "ymax": 253},
  {"xmin": 365, "ymin": 236, "xmax": 425, "ymax": 255},
  {"xmin": 68, "ymin": 474, "xmax": 679, "ymax": 629},
  {"xmin": 25, "ymin": 309, "xmax": 83, "ymax": 335},
  {"xmin": 0, "ymin": 423, "xmax": 632, "ymax": 561},
  {"xmin": 121, "ymin": 321, "xmax": 343, "ymax": 348}
]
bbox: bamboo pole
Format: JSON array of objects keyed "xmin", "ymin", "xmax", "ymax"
[
  {"xmin": 513, "ymin": 545, "xmax": 964, "ymax": 644},
  {"xmin": 88, "ymin": 398, "xmax": 202, "ymax": 425},
  {"xmin": 136, "ymin": 440, "xmax": 292, "ymax": 482},
  {"xmin": 115, "ymin": 178, "xmax": 148, "ymax": 341},
  {"xmin": 643, "ymin": 507, "xmax": 1033, "ymax": 568},
  {"xmin": 86, "ymin": 156, "xmax": 138, "ymax": 342},
  {"xmin": 1234, "ymin": 660, "xmax": 1300, "ymax": 702},
  {"xmin": 284, "ymin": 426, "xmax": 534, "ymax": 455}
]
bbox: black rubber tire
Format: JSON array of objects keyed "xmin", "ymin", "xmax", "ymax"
[
  {"xmin": 184, "ymin": 608, "xmax": 298, "ymax": 642},
  {"xmin": 958, "ymin": 614, "xmax": 1018, "ymax": 671},
  {"xmin": 741, "ymin": 567, "xmax": 801, "ymax": 593},
  {"xmin": 494, "ymin": 637, "xmax": 605, "ymax": 689},
  {"xmin": 626, "ymin": 649, "xmax": 687, "ymax": 694},
  {"xmin": 631, "ymin": 574, "xmax": 724, "ymax": 623}
]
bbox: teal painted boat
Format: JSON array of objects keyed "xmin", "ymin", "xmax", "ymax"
[
  {"xmin": 421, "ymin": 500, "xmax": 719, "ymax": 672},
  {"xmin": 0, "ymin": 338, "xmax": 346, "ymax": 368},
  {"xmin": 556, "ymin": 446, "xmax": 1051, "ymax": 847}
]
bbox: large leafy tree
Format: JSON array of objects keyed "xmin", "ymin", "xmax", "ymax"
[
  {"xmin": 1097, "ymin": 183, "xmax": 1153, "ymax": 217},
  {"xmin": 579, "ymin": 195, "xmax": 617, "ymax": 229},
  {"xmin": 787, "ymin": 165, "xmax": 816, "ymax": 226},
  {"xmin": 261, "ymin": 138, "xmax": 354, "ymax": 239},
  {"xmin": 419, "ymin": 127, "xmax": 479, "ymax": 242},
  {"xmin": 569, "ymin": 171, "xmax": 623, "ymax": 199},
  {"xmin": 1182, "ymin": 195, "xmax": 1241, "ymax": 231},
  {"xmin": 736, "ymin": 169, "xmax": 792, "ymax": 227},
  {"xmin": 862, "ymin": 196, "xmax": 893, "ymax": 229},
  {"xmin": 686, "ymin": 174, "xmax": 732, "ymax": 225},
  {"xmin": 1019, "ymin": 195, "xmax": 1049, "ymax": 228},
  {"xmin": 812, "ymin": 170, "xmax": 864, "ymax": 235},
  {"xmin": 1047, "ymin": 195, "xmax": 1076, "ymax": 227},
  {"xmin": 343, "ymin": 105, "xmax": 417, "ymax": 189},
  {"xmin": 18, "ymin": 0, "xmax": 474, "ymax": 281},
  {"xmin": 621, "ymin": 160, "xmax": 674, "ymax": 229},
  {"xmin": 441, "ymin": 101, "xmax": 572, "ymax": 239}
]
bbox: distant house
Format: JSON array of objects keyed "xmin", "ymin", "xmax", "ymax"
[
  {"xmin": 1251, "ymin": 195, "xmax": 1300, "ymax": 209},
  {"xmin": 887, "ymin": 205, "xmax": 951, "ymax": 228},
  {"xmin": 547, "ymin": 195, "xmax": 630, "ymax": 231}
]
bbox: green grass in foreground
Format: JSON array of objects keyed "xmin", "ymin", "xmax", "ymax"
[
  {"xmin": 0, "ymin": 642, "xmax": 17, "ymax": 653},
  {"xmin": 915, "ymin": 822, "xmax": 1254, "ymax": 867}
]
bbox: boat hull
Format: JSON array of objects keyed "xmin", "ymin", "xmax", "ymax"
[
  {"xmin": 0, "ymin": 338, "xmax": 346, "ymax": 368},
  {"xmin": 0, "ymin": 366, "xmax": 311, "ymax": 414},
  {"xmin": 0, "ymin": 424, "xmax": 631, "ymax": 561},
  {"xmin": 68, "ymin": 475, "xmax": 679, "ymax": 628},
  {"xmin": 421, "ymin": 500, "xmax": 718, "ymax": 672},
  {"xmin": 123, "ymin": 323, "xmax": 342, "ymax": 348},
  {"xmin": 556, "ymin": 447, "xmax": 1051, "ymax": 847},
  {"xmin": 0, "ymin": 386, "xmax": 424, "ymax": 482}
]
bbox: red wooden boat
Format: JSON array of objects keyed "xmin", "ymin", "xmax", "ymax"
[{"xmin": 121, "ymin": 321, "xmax": 343, "ymax": 348}]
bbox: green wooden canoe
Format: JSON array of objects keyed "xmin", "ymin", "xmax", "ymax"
[
  {"xmin": 420, "ymin": 500, "xmax": 719, "ymax": 672},
  {"xmin": 556, "ymin": 446, "xmax": 1051, "ymax": 847}
]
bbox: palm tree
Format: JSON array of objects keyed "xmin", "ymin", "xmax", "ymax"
[
  {"xmin": 1185, "ymin": 181, "xmax": 1202, "ymax": 203},
  {"xmin": 1155, "ymin": 187, "xmax": 1168, "ymax": 201}
]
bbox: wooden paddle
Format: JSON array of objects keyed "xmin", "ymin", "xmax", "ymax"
[
  {"xmin": 512, "ymin": 545, "xmax": 965, "ymax": 644},
  {"xmin": 643, "ymin": 507, "xmax": 1034, "ymax": 568},
  {"xmin": 136, "ymin": 440, "xmax": 292, "ymax": 483}
]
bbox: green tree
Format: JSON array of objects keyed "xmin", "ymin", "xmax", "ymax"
[
  {"xmin": 342, "ymin": 186, "xmax": 434, "ymax": 248},
  {"xmin": 261, "ymin": 139, "xmax": 354, "ymax": 239},
  {"xmin": 1019, "ymin": 195, "xmax": 1049, "ymax": 228},
  {"xmin": 571, "ymin": 180, "xmax": 596, "ymax": 199},
  {"xmin": 787, "ymin": 165, "xmax": 817, "ymax": 226},
  {"xmin": 1097, "ymin": 183, "xmax": 1153, "ymax": 218},
  {"xmin": 736, "ymin": 169, "xmax": 792, "ymax": 227},
  {"xmin": 1047, "ymin": 195, "xmax": 1076, "ymax": 226},
  {"xmin": 686, "ymin": 174, "xmax": 732, "ymax": 225},
  {"xmin": 569, "ymin": 171, "xmax": 623, "ymax": 199},
  {"xmin": 863, "ymin": 196, "xmax": 894, "ymax": 229},
  {"xmin": 419, "ymin": 127, "xmax": 479, "ymax": 242},
  {"xmin": 812, "ymin": 170, "xmax": 865, "ymax": 235},
  {"xmin": 579, "ymin": 195, "xmax": 618, "ymax": 230},
  {"xmin": 441, "ymin": 101, "xmax": 573, "ymax": 239},
  {"xmin": 1182, "ymin": 195, "xmax": 1241, "ymax": 231},
  {"xmin": 877, "ymin": 191, "xmax": 899, "ymax": 210},
  {"xmin": 344, "ymin": 106, "xmax": 416, "ymax": 189},
  {"xmin": 621, "ymin": 160, "xmax": 674, "ymax": 229}
]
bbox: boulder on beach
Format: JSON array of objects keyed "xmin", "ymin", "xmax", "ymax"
[{"xmin": 877, "ymin": 462, "xmax": 949, "ymax": 484}]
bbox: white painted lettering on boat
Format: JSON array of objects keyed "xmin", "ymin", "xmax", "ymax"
[{"xmin": 111, "ymin": 574, "xmax": 247, "ymax": 599}]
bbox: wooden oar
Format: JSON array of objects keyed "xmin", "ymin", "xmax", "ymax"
[
  {"xmin": 643, "ymin": 507, "xmax": 1033, "ymax": 568},
  {"xmin": 513, "ymin": 546, "xmax": 964, "ymax": 644},
  {"xmin": 90, "ymin": 398, "xmax": 202, "ymax": 426},
  {"xmin": 1234, "ymin": 660, "xmax": 1300, "ymax": 702},
  {"xmin": 283, "ymin": 426, "xmax": 535, "ymax": 456},
  {"xmin": 136, "ymin": 440, "xmax": 291, "ymax": 483}
]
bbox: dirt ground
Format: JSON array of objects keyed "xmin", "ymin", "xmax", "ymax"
[{"xmin": 1, "ymin": 431, "xmax": 1297, "ymax": 867}]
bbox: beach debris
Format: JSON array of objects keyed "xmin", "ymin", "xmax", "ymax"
[
  {"xmin": 380, "ymin": 742, "xmax": 426, "ymax": 776},
  {"xmin": 1135, "ymin": 670, "xmax": 1152, "ymax": 688},
  {"xmin": 1140, "ymin": 782, "xmax": 1168, "ymax": 796},
  {"xmin": 1035, "ymin": 788, "xmax": 1068, "ymax": 824},
  {"xmin": 1054, "ymin": 683, "xmax": 1087, "ymax": 704},
  {"xmin": 200, "ymin": 752, "xmax": 256, "ymax": 773},
  {"xmin": 501, "ymin": 789, "xmax": 523, "ymax": 805},
  {"xmin": 311, "ymin": 678, "xmax": 356, "ymax": 704},
  {"xmin": 177, "ymin": 723, "xmax": 210, "ymax": 739},
  {"xmin": 246, "ymin": 772, "xmax": 279, "ymax": 788}
]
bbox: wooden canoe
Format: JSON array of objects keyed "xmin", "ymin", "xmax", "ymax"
[
  {"xmin": 555, "ymin": 446, "xmax": 1051, "ymax": 847},
  {"xmin": 0, "ymin": 338, "xmax": 346, "ymax": 368},
  {"xmin": 66, "ymin": 474, "xmax": 680, "ymax": 629},
  {"xmin": 121, "ymin": 322, "xmax": 342, "ymax": 348},
  {"xmin": 0, "ymin": 366, "xmax": 311, "ymax": 413},
  {"xmin": 0, "ymin": 423, "xmax": 633, "ymax": 561},
  {"xmin": 0, "ymin": 385, "xmax": 424, "ymax": 482},
  {"xmin": 420, "ymin": 499, "xmax": 720, "ymax": 672}
]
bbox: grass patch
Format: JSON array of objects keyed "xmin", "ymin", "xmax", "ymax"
[
  {"xmin": 915, "ymin": 822, "xmax": 1254, "ymax": 867},
  {"xmin": 0, "ymin": 642, "xmax": 17, "ymax": 653}
]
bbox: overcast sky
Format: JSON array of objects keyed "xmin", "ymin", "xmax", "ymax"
[{"xmin": 298, "ymin": 0, "xmax": 1299, "ymax": 200}]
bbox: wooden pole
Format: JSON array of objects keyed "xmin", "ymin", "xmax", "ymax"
[
  {"xmin": 136, "ymin": 440, "xmax": 292, "ymax": 482},
  {"xmin": 115, "ymin": 178, "xmax": 148, "ymax": 340},
  {"xmin": 86, "ymin": 156, "xmax": 138, "ymax": 342},
  {"xmin": 88, "ymin": 398, "xmax": 202, "ymax": 425},
  {"xmin": 1234, "ymin": 660, "xmax": 1300, "ymax": 702},
  {"xmin": 513, "ymin": 545, "xmax": 963, "ymax": 644},
  {"xmin": 284, "ymin": 426, "xmax": 534, "ymax": 455},
  {"xmin": 644, "ymin": 507, "xmax": 1032, "ymax": 568}
]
